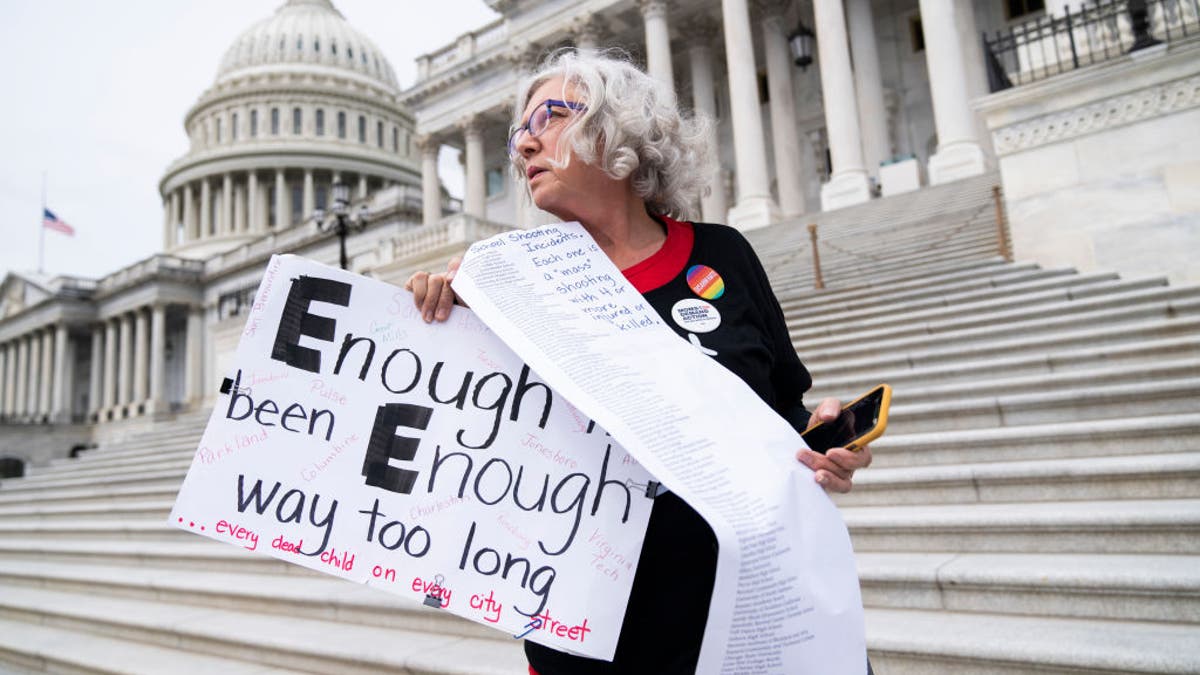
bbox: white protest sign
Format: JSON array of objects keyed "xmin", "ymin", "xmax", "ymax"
[
  {"xmin": 169, "ymin": 254, "xmax": 656, "ymax": 659},
  {"xmin": 453, "ymin": 223, "xmax": 867, "ymax": 674}
]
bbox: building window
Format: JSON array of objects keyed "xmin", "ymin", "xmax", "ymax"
[
  {"xmin": 271, "ymin": 108, "xmax": 279, "ymax": 135},
  {"xmin": 1006, "ymin": 0, "xmax": 1045, "ymax": 20},
  {"xmin": 316, "ymin": 185, "xmax": 328, "ymax": 211},
  {"xmin": 316, "ymin": 109, "xmax": 325, "ymax": 136},
  {"xmin": 377, "ymin": 120, "xmax": 383, "ymax": 148},
  {"xmin": 337, "ymin": 111, "xmax": 346, "ymax": 139},
  {"xmin": 358, "ymin": 115, "xmax": 366, "ymax": 143},
  {"xmin": 909, "ymin": 16, "xmax": 925, "ymax": 53},
  {"xmin": 393, "ymin": 127, "xmax": 399, "ymax": 153},
  {"xmin": 232, "ymin": 112, "xmax": 239, "ymax": 141},
  {"xmin": 331, "ymin": 39, "xmax": 337, "ymax": 55},
  {"xmin": 280, "ymin": 36, "xmax": 286, "ymax": 52},
  {"xmin": 268, "ymin": 185, "xmax": 277, "ymax": 226},
  {"xmin": 297, "ymin": 34, "xmax": 303, "ymax": 51},
  {"xmin": 486, "ymin": 167, "xmax": 505, "ymax": 197},
  {"xmin": 250, "ymin": 110, "xmax": 258, "ymax": 138},
  {"xmin": 314, "ymin": 38, "xmax": 320, "ymax": 53},
  {"xmin": 293, "ymin": 107, "xmax": 302, "ymax": 134},
  {"xmin": 215, "ymin": 117, "xmax": 223, "ymax": 143},
  {"xmin": 362, "ymin": 51, "xmax": 368, "ymax": 65},
  {"xmin": 348, "ymin": 46, "xmax": 354, "ymax": 60}
]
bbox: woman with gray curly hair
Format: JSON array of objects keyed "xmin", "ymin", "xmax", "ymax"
[{"xmin": 408, "ymin": 49, "xmax": 871, "ymax": 674}]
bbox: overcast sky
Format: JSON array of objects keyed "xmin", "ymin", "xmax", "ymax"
[{"xmin": 0, "ymin": 0, "xmax": 499, "ymax": 280}]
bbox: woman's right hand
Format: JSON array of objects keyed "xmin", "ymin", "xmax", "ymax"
[{"xmin": 404, "ymin": 256, "xmax": 465, "ymax": 323}]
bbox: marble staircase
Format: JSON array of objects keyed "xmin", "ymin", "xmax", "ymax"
[{"xmin": 1, "ymin": 172, "xmax": 1198, "ymax": 673}]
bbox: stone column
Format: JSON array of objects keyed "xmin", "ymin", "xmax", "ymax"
[
  {"xmin": 759, "ymin": 0, "xmax": 807, "ymax": 217},
  {"xmin": 199, "ymin": 178, "xmax": 212, "ymax": 237},
  {"xmin": 918, "ymin": 0, "xmax": 987, "ymax": 184},
  {"xmin": 0, "ymin": 343, "xmax": 8, "ymax": 418},
  {"xmin": 639, "ymin": 0, "xmax": 675, "ymax": 91},
  {"xmin": 302, "ymin": 169, "xmax": 315, "ymax": 221},
  {"xmin": 133, "ymin": 308, "xmax": 149, "ymax": 407},
  {"xmin": 51, "ymin": 323, "xmax": 69, "ymax": 421},
  {"xmin": 275, "ymin": 169, "xmax": 290, "ymax": 228},
  {"xmin": 2, "ymin": 342, "xmax": 14, "ymax": 418},
  {"xmin": 27, "ymin": 331, "xmax": 41, "ymax": 418},
  {"xmin": 149, "ymin": 303, "xmax": 166, "ymax": 413},
  {"xmin": 234, "ymin": 182, "xmax": 247, "ymax": 233},
  {"xmin": 14, "ymin": 336, "xmax": 28, "ymax": 418},
  {"xmin": 847, "ymin": 0, "xmax": 890, "ymax": 178},
  {"xmin": 418, "ymin": 135, "xmax": 441, "ymax": 226},
  {"xmin": 186, "ymin": 306, "xmax": 204, "ymax": 404},
  {"xmin": 572, "ymin": 14, "xmax": 604, "ymax": 50},
  {"xmin": 162, "ymin": 195, "xmax": 174, "ymax": 249},
  {"xmin": 721, "ymin": 0, "xmax": 781, "ymax": 229},
  {"xmin": 102, "ymin": 319, "xmax": 117, "ymax": 414},
  {"xmin": 248, "ymin": 171, "xmax": 260, "ymax": 233},
  {"xmin": 88, "ymin": 325, "xmax": 103, "ymax": 418},
  {"xmin": 814, "ymin": 0, "xmax": 872, "ymax": 210},
  {"xmin": 686, "ymin": 19, "xmax": 728, "ymax": 223},
  {"xmin": 462, "ymin": 117, "xmax": 487, "ymax": 218},
  {"xmin": 222, "ymin": 173, "xmax": 234, "ymax": 235},
  {"xmin": 183, "ymin": 184, "xmax": 197, "ymax": 242},
  {"xmin": 117, "ymin": 313, "xmax": 133, "ymax": 411},
  {"xmin": 39, "ymin": 328, "xmax": 54, "ymax": 417},
  {"xmin": 358, "ymin": 174, "xmax": 368, "ymax": 200}
]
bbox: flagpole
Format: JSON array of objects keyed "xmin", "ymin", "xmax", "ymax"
[{"xmin": 39, "ymin": 171, "xmax": 46, "ymax": 274}]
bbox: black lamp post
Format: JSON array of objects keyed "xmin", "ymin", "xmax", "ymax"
[
  {"xmin": 788, "ymin": 19, "xmax": 815, "ymax": 70},
  {"xmin": 313, "ymin": 181, "xmax": 369, "ymax": 270}
]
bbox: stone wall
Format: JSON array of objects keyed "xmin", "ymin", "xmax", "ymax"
[{"xmin": 979, "ymin": 39, "xmax": 1200, "ymax": 285}]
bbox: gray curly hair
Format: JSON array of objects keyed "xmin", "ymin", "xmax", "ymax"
[{"xmin": 512, "ymin": 49, "xmax": 713, "ymax": 220}]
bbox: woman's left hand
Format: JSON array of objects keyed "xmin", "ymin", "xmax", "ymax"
[{"xmin": 795, "ymin": 397, "xmax": 873, "ymax": 493}]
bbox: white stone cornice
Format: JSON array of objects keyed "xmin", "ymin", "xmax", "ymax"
[{"xmin": 989, "ymin": 72, "xmax": 1200, "ymax": 156}]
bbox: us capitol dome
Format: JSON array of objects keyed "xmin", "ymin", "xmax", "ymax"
[{"xmin": 158, "ymin": 0, "xmax": 421, "ymax": 260}]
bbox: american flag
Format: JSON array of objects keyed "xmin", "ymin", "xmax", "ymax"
[{"xmin": 42, "ymin": 208, "xmax": 75, "ymax": 236}]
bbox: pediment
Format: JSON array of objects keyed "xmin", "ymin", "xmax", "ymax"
[{"xmin": 0, "ymin": 272, "xmax": 52, "ymax": 319}]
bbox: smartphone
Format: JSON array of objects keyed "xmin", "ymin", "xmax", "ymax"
[{"xmin": 801, "ymin": 384, "xmax": 892, "ymax": 454}]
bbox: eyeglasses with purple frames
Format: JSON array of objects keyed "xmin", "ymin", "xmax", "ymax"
[{"xmin": 507, "ymin": 99, "xmax": 586, "ymax": 156}]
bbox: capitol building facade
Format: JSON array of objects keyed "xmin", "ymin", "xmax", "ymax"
[
  {"xmin": 0, "ymin": 1, "xmax": 1198, "ymax": 671},
  {"xmin": 0, "ymin": 0, "xmax": 1196, "ymax": 472}
]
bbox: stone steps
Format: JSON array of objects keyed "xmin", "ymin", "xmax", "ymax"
[
  {"xmin": 843, "ymin": 499, "xmax": 1200, "ymax": 554},
  {"xmin": 0, "ymin": 616, "xmax": 298, "ymax": 675},
  {"xmin": 794, "ymin": 287, "xmax": 1200, "ymax": 359},
  {"xmin": 834, "ymin": 452, "xmax": 1200, "ymax": 506},
  {"xmin": 805, "ymin": 314, "xmax": 1200, "ymax": 379},
  {"xmin": 789, "ymin": 275, "xmax": 1167, "ymax": 339},
  {"xmin": 856, "ymin": 552, "xmax": 1200, "ymax": 623},
  {"xmin": 808, "ymin": 335, "xmax": 1200, "ymax": 394},
  {"xmin": 865, "ymin": 608, "xmax": 1200, "ymax": 674},
  {"xmin": 883, "ymin": 376, "xmax": 1200, "ymax": 433},
  {"xmin": 0, "ymin": 584, "xmax": 526, "ymax": 675},
  {"xmin": 0, "ymin": 560, "xmax": 496, "ymax": 640},
  {"xmin": 867, "ymin": 413, "xmax": 1200, "ymax": 467}
]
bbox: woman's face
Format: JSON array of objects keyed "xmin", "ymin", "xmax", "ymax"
[{"xmin": 514, "ymin": 76, "xmax": 616, "ymax": 222}]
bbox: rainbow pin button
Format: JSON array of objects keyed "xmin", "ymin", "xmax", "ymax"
[{"xmin": 687, "ymin": 265, "xmax": 725, "ymax": 300}]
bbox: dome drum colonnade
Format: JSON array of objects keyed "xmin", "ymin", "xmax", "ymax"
[
  {"xmin": 159, "ymin": 0, "xmax": 423, "ymax": 258},
  {"xmin": 413, "ymin": 0, "xmax": 988, "ymax": 228}
]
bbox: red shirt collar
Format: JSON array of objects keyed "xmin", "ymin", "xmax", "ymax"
[{"xmin": 621, "ymin": 215, "xmax": 694, "ymax": 294}]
